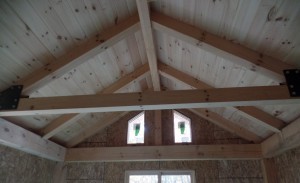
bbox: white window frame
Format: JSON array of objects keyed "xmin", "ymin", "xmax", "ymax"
[
  {"xmin": 127, "ymin": 111, "xmax": 145, "ymax": 144},
  {"xmin": 173, "ymin": 110, "xmax": 192, "ymax": 143},
  {"xmin": 125, "ymin": 170, "xmax": 196, "ymax": 183}
]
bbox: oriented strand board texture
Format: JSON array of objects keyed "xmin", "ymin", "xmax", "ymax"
[
  {"xmin": 162, "ymin": 110, "xmax": 249, "ymax": 145},
  {"xmin": 67, "ymin": 162, "xmax": 105, "ymax": 183},
  {"xmin": 0, "ymin": 144, "xmax": 57, "ymax": 183},
  {"xmin": 67, "ymin": 110, "xmax": 263, "ymax": 182},
  {"xmin": 77, "ymin": 110, "xmax": 249, "ymax": 147},
  {"xmin": 273, "ymin": 146, "xmax": 300, "ymax": 183},
  {"xmin": 66, "ymin": 160, "xmax": 263, "ymax": 183}
]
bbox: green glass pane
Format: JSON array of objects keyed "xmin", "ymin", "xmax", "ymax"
[
  {"xmin": 179, "ymin": 122, "xmax": 185, "ymax": 134},
  {"xmin": 135, "ymin": 124, "xmax": 140, "ymax": 136}
]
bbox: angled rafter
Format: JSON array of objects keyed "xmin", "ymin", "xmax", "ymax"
[
  {"xmin": 40, "ymin": 63, "xmax": 150, "ymax": 139},
  {"xmin": 0, "ymin": 118, "xmax": 66, "ymax": 161},
  {"xmin": 17, "ymin": 14, "xmax": 140, "ymax": 95},
  {"xmin": 65, "ymin": 112, "xmax": 129, "ymax": 147},
  {"xmin": 236, "ymin": 106, "xmax": 285, "ymax": 131},
  {"xmin": 136, "ymin": 0, "xmax": 160, "ymax": 91},
  {"xmin": 0, "ymin": 85, "xmax": 298, "ymax": 116},
  {"xmin": 151, "ymin": 11, "xmax": 294, "ymax": 82},
  {"xmin": 189, "ymin": 108, "xmax": 261, "ymax": 143},
  {"xmin": 262, "ymin": 117, "xmax": 300, "ymax": 158},
  {"xmin": 158, "ymin": 62, "xmax": 285, "ymax": 132},
  {"xmin": 65, "ymin": 144, "xmax": 262, "ymax": 162}
]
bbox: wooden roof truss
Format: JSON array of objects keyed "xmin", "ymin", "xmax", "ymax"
[{"xmin": 1, "ymin": 0, "xmax": 300, "ymax": 163}]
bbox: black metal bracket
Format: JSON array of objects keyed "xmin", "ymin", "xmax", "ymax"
[
  {"xmin": 0, "ymin": 85, "xmax": 23, "ymax": 110},
  {"xmin": 283, "ymin": 69, "xmax": 300, "ymax": 97}
]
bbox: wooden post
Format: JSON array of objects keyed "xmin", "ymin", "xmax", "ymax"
[
  {"xmin": 154, "ymin": 110, "xmax": 162, "ymax": 145},
  {"xmin": 52, "ymin": 162, "xmax": 67, "ymax": 183},
  {"xmin": 261, "ymin": 158, "xmax": 278, "ymax": 183}
]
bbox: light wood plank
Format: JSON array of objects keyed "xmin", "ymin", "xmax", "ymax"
[
  {"xmin": 17, "ymin": 14, "xmax": 140, "ymax": 95},
  {"xmin": 189, "ymin": 108, "xmax": 262, "ymax": 143},
  {"xmin": 39, "ymin": 63, "xmax": 149, "ymax": 139},
  {"xmin": 154, "ymin": 110, "xmax": 162, "ymax": 145},
  {"xmin": 66, "ymin": 112, "xmax": 129, "ymax": 147},
  {"xmin": 0, "ymin": 118, "xmax": 66, "ymax": 161},
  {"xmin": 158, "ymin": 62, "xmax": 285, "ymax": 132},
  {"xmin": 136, "ymin": 0, "xmax": 160, "ymax": 91},
  {"xmin": 262, "ymin": 117, "xmax": 300, "ymax": 157},
  {"xmin": 0, "ymin": 85, "xmax": 298, "ymax": 116},
  {"xmin": 65, "ymin": 144, "xmax": 262, "ymax": 162},
  {"xmin": 237, "ymin": 106, "xmax": 285, "ymax": 132},
  {"xmin": 151, "ymin": 11, "xmax": 295, "ymax": 82},
  {"xmin": 40, "ymin": 113, "xmax": 85, "ymax": 139},
  {"xmin": 261, "ymin": 158, "xmax": 279, "ymax": 183}
]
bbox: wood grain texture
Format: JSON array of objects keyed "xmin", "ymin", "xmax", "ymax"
[
  {"xmin": 189, "ymin": 108, "xmax": 261, "ymax": 143},
  {"xmin": 159, "ymin": 62, "xmax": 286, "ymax": 132},
  {"xmin": 17, "ymin": 14, "xmax": 140, "ymax": 95},
  {"xmin": 0, "ymin": 85, "xmax": 298, "ymax": 116},
  {"xmin": 65, "ymin": 144, "xmax": 262, "ymax": 162},
  {"xmin": 0, "ymin": 118, "xmax": 66, "ymax": 161},
  {"xmin": 154, "ymin": 110, "xmax": 162, "ymax": 145},
  {"xmin": 136, "ymin": 0, "xmax": 161, "ymax": 91},
  {"xmin": 39, "ymin": 63, "xmax": 149, "ymax": 139},
  {"xmin": 261, "ymin": 158, "xmax": 278, "ymax": 183},
  {"xmin": 151, "ymin": 11, "xmax": 295, "ymax": 82},
  {"xmin": 65, "ymin": 112, "xmax": 129, "ymax": 147},
  {"xmin": 262, "ymin": 117, "xmax": 300, "ymax": 158}
]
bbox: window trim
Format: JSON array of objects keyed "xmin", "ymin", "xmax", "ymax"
[
  {"xmin": 127, "ymin": 111, "xmax": 145, "ymax": 144},
  {"xmin": 173, "ymin": 110, "xmax": 192, "ymax": 143},
  {"xmin": 125, "ymin": 170, "xmax": 196, "ymax": 183}
]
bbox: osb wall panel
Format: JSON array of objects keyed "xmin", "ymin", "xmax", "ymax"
[
  {"xmin": 77, "ymin": 109, "xmax": 248, "ymax": 147},
  {"xmin": 274, "ymin": 146, "xmax": 300, "ymax": 183},
  {"xmin": 77, "ymin": 111, "xmax": 156, "ymax": 148},
  {"xmin": 0, "ymin": 144, "xmax": 57, "ymax": 183},
  {"xmin": 162, "ymin": 109, "xmax": 249, "ymax": 145},
  {"xmin": 66, "ymin": 162, "xmax": 105, "ymax": 183},
  {"xmin": 66, "ymin": 160, "xmax": 263, "ymax": 183}
]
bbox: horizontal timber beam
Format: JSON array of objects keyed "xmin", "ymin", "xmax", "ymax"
[
  {"xmin": 262, "ymin": 117, "xmax": 300, "ymax": 158},
  {"xmin": 39, "ymin": 63, "xmax": 149, "ymax": 139},
  {"xmin": 65, "ymin": 144, "xmax": 262, "ymax": 162},
  {"xmin": 17, "ymin": 14, "xmax": 140, "ymax": 95},
  {"xmin": 158, "ymin": 62, "xmax": 285, "ymax": 132},
  {"xmin": 0, "ymin": 118, "xmax": 66, "ymax": 161},
  {"xmin": 0, "ymin": 85, "xmax": 299, "ymax": 116},
  {"xmin": 151, "ymin": 11, "xmax": 295, "ymax": 82}
]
